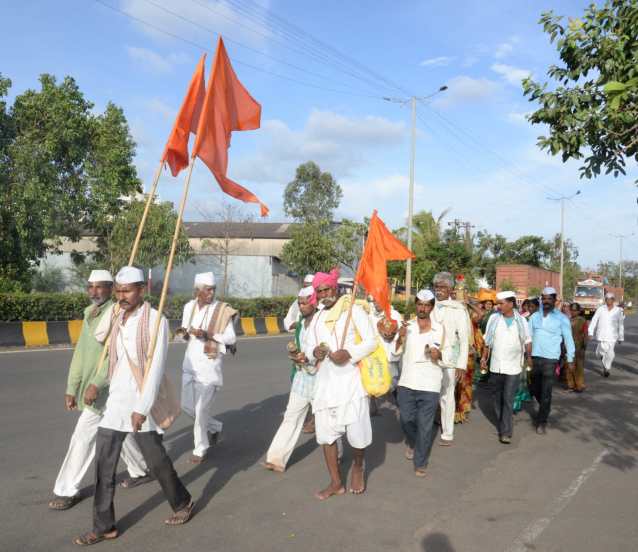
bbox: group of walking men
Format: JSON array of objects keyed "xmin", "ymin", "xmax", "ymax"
[
  {"xmin": 48, "ymin": 264, "xmax": 626, "ymax": 542},
  {"xmin": 49, "ymin": 267, "xmax": 238, "ymax": 545}
]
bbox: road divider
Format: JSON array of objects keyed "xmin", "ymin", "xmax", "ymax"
[{"xmin": 0, "ymin": 317, "xmax": 289, "ymax": 348}]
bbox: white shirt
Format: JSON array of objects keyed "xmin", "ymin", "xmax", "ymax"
[
  {"xmin": 181, "ymin": 300, "xmax": 237, "ymax": 386},
  {"xmin": 369, "ymin": 306, "xmax": 403, "ymax": 364},
  {"xmin": 589, "ymin": 305, "xmax": 624, "ymax": 342},
  {"xmin": 398, "ymin": 319, "xmax": 444, "ymax": 392},
  {"xmin": 304, "ymin": 304, "xmax": 376, "ymax": 421},
  {"xmin": 431, "ymin": 299, "xmax": 470, "ymax": 370},
  {"xmin": 284, "ymin": 299, "xmax": 300, "ymax": 332},
  {"xmin": 489, "ymin": 316, "xmax": 530, "ymax": 375},
  {"xmin": 100, "ymin": 306, "xmax": 168, "ymax": 433}
]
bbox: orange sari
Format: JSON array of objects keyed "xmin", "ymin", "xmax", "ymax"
[{"xmin": 455, "ymin": 310, "xmax": 483, "ymax": 423}]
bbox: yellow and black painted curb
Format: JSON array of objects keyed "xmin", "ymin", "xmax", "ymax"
[{"xmin": 0, "ymin": 317, "xmax": 288, "ymax": 348}]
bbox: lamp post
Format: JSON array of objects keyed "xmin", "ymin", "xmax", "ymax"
[{"xmin": 547, "ymin": 190, "xmax": 581, "ymax": 299}]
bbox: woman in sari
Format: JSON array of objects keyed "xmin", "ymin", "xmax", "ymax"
[{"xmin": 455, "ymin": 300, "xmax": 484, "ymax": 423}]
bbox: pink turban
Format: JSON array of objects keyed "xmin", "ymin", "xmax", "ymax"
[{"xmin": 312, "ymin": 268, "xmax": 340, "ymax": 289}]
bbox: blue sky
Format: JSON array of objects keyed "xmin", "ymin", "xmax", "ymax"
[{"xmin": 2, "ymin": 0, "xmax": 636, "ymax": 268}]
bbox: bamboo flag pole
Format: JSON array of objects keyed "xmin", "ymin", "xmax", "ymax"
[
  {"xmin": 128, "ymin": 160, "xmax": 165, "ymax": 265},
  {"xmin": 339, "ymin": 282, "xmax": 359, "ymax": 349},
  {"xmin": 139, "ymin": 159, "xmax": 196, "ymax": 389}
]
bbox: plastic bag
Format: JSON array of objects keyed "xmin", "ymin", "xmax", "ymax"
[{"xmin": 358, "ymin": 338, "xmax": 392, "ymax": 398}]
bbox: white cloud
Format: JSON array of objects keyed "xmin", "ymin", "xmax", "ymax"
[
  {"xmin": 146, "ymin": 98, "xmax": 176, "ymax": 120},
  {"xmin": 126, "ymin": 46, "xmax": 190, "ymax": 74},
  {"xmin": 420, "ymin": 56, "xmax": 454, "ymax": 67},
  {"xmin": 122, "ymin": 0, "xmax": 272, "ymax": 47},
  {"xmin": 506, "ymin": 111, "xmax": 530, "ymax": 125},
  {"xmin": 493, "ymin": 36, "xmax": 520, "ymax": 59},
  {"xmin": 432, "ymin": 75, "xmax": 500, "ymax": 108},
  {"xmin": 231, "ymin": 109, "xmax": 406, "ymax": 183},
  {"xmin": 491, "ymin": 63, "xmax": 532, "ymax": 86}
]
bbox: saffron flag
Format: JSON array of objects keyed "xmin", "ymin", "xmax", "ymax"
[
  {"xmin": 192, "ymin": 37, "xmax": 269, "ymax": 216},
  {"xmin": 161, "ymin": 54, "xmax": 206, "ymax": 177},
  {"xmin": 356, "ymin": 210, "xmax": 415, "ymax": 317}
]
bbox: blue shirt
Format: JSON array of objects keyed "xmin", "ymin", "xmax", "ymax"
[{"xmin": 529, "ymin": 309, "xmax": 575, "ymax": 362}]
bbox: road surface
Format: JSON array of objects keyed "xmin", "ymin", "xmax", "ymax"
[{"xmin": 1, "ymin": 319, "xmax": 637, "ymax": 552}]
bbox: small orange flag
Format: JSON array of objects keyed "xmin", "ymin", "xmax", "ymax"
[
  {"xmin": 192, "ymin": 37, "xmax": 269, "ymax": 217},
  {"xmin": 355, "ymin": 210, "xmax": 415, "ymax": 317},
  {"xmin": 161, "ymin": 54, "xmax": 206, "ymax": 177}
]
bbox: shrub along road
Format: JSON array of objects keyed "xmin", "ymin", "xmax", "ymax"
[{"xmin": 1, "ymin": 323, "xmax": 637, "ymax": 552}]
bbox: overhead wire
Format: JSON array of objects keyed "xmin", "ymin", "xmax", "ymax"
[{"xmin": 92, "ymin": 0, "xmax": 383, "ymax": 98}]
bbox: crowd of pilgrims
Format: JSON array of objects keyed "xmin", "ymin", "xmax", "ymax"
[{"xmin": 46, "ymin": 266, "xmax": 625, "ymax": 545}]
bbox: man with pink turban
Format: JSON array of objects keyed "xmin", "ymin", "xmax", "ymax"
[{"xmin": 303, "ymin": 268, "xmax": 377, "ymax": 499}]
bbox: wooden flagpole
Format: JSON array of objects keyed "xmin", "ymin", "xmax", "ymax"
[
  {"xmin": 339, "ymin": 282, "xmax": 359, "ymax": 349},
  {"xmin": 87, "ymin": 160, "xmax": 166, "ymax": 398},
  {"xmin": 140, "ymin": 158, "xmax": 196, "ymax": 388},
  {"xmin": 129, "ymin": 160, "xmax": 165, "ymax": 265}
]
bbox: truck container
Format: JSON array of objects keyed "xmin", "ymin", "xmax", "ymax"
[{"xmin": 495, "ymin": 264, "xmax": 560, "ymax": 300}]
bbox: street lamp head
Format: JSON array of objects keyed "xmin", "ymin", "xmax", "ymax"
[
  {"xmin": 439, "ymin": 85, "xmax": 448, "ymax": 92},
  {"xmin": 576, "ymin": 190, "xmax": 581, "ymax": 196}
]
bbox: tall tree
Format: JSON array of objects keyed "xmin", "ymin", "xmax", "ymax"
[
  {"xmin": 281, "ymin": 221, "xmax": 340, "ymax": 275},
  {"xmin": 523, "ymin": 1, "xmax": 638, "ymax": 179},
  {"xmin": 0, "ymin": 74, "xmax": 141, "ymax": 290},
  {"xmin": 283, "ymin": 161, "xmax": 342, "ymax": 223}
]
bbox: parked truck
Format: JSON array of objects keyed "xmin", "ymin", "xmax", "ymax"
[{"xmin": 573, "ymin": 275, "xmax": 624, "ymax": 318}]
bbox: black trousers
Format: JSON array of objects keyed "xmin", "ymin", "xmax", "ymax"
[
  {"xmin": 93, "ymin": 428, "xmax": 191, "ymax": 534},
  {"xmin": 491, "ymin": 373, "xmax": 519, "ymax": 438},
  {"xmin": 529, "ymin": 357, "xmax": 557, "ymax": 425}
]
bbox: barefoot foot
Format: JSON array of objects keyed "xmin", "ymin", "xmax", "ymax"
[
  {"xmin": 349, "ymin": 464, "xmax": 366, "ymax": 495},
  {"xmin": 314, "ymin": 483, "xmax": 346, "ymax": 501}
]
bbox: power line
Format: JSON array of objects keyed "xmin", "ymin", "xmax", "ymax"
[{"xmin": 92, "ymin": 0, "xmax": 382, "ymax": 99}]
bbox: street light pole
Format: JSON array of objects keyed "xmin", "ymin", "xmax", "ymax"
[
  {"xmin": 547, "ymin": 190, "xmax": 580, "ymax": 299},
  {"xmin": 610, "ymin": 233, "xmax": 635, "ymax": 289},
  {"xmin": 384, "ymin": 85, "xmax": 447, "ymax": 304}
]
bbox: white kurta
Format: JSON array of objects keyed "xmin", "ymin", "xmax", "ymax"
[
  {"xmin": 180, "ymin": 299, "xmax": 236, "ymax": 456},
  {"xmin": 432, "ymin": 299, "xmax": 471, "ymax": 442},
  {"xmin": 284, "ymin": 299, "xmax": 300, "ymax": 332},
  {"xmin": 398, "ymin": 320, "xmax": 444, "ymax": 393},
  {"xmin": 489, "ymin": 317, "xmax": 531, "ymax": 375},
  {"xmin": 181, "ymin": 300, "xmax": 237, "ymax": 387},
  {"xmin": 369, "ymin": 307, "xmax": 403, "ymax": 388},
  {"xmin": 304, "ymin": 304, "xmax": 376, "ymax": 447},
  {"xmin": 100, "ymin": 306, "xmax": 168, "ymax": 433},
  {"xmin": 589, "ymin": 305, "xmax": 624, "ymax": 373}
]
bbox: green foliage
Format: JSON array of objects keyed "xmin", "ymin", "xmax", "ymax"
[
  {"xmin": 523, "ymin": 1, "xmax": 638, "ymax": 179},
  {"xmin": 32, "ymin": 264, "xmax": 67, "ymax": 292},
  {"xmin": 499, "ymin": 278, "xmax": 515, "ymax": 292},
  {"xmin": 0, "ymin": 293, "xmax": 296, "ymax": 321},
  {"xmin": 102, "ymin": 199, "xmax": 194, "ymax": 271},
  {"xmin": 281, "ymin": 221, "xmax": 339, "ymax": 275},
  {"xmin": 0, "ymin": 73, "xmax": 140, "ymax": 289},
  {"xmin": 283, "ymin": 161, "xmax": 343, "ymax": 223}
]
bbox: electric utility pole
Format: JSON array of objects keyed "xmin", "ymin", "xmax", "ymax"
[{"xmin": 547, "ymin": 190, "xmax": 581, "ymax": 299}]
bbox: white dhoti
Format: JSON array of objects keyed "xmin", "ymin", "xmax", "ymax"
[
  {"xmin": 181, "ymin": 371, "xmax": 223, "ymax": 457},
  {"xmin": 266, "ymin": 391, "xmax": 311, "ymax": 469},
  {"xmin": 596, "ymin": 341, "xmax": 616, "ymax": 372},
  {"xmin": 315, "ymin": 396, "xmax": 372, "ymax": 449},
  {"xmin": 53, "ymin": 408, "xmax": 147, "ymax": 497},
  {"xmin": 439, "ymin": 367, "xmax": 457, "ymax": 441}
]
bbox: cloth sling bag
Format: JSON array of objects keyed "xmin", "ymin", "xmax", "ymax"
[{"xmin": 109, "ymin": 302, "xmax": 180, "ymax": 430}]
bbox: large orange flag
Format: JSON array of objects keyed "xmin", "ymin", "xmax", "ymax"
[
  {"xmin": 161, "ymin": 54, "xmax": 206, "ymax": 177},
  {"xmin": 356, "ymin": 210, "xmax": 415, "ymax": 317},
  {"xmin": 192, "ymin": 37, "xmax": 269, "ymax": 216}
]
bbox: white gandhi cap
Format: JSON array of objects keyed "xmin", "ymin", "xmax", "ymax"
[
  {"xmin": 88, "ymin": 270, "xmax": 113, "ymax": 283},
  {"xmin": 496, "ymin": 291, "xmax": 516, "ymax": 300},
  {"xmin": 194, "ymin": 272, "xmax": 216, "ymax": 287},
  {"xmin": 303, "ymin": 273, "xmax": 314, "ymax": 285},
  {"xmin": 115, "ymin": 266, "xmax": 145, "ymax": 284},
  {"xmin": 416, "ymin": 289, "xmax": 435, "ymax": 302},
  {"xmin": 298, "ymin": 286, "xmax": 314, "ymax": 298},
  {"xmin": 542, "ymin": 286, "xmax": 557, "ymax": 295},
  {"xmin": 605, "ymin": 292, "xmax": 615, "ymax": 299}
]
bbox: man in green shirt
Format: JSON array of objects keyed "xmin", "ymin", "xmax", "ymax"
[{"xmin": 48, "ymin": 270, "xmax": 150, "ymax": 511}]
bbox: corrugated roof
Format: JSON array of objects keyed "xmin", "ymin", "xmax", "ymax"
[{"xmin": 183, "ymin": 222, "xmax": 294, "ymax": 239}]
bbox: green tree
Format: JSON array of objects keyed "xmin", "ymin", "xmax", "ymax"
[
  {"xmin": 523, "ymin": 1, "xmax": 638, "ymax": 179},
  {"xmin": 332, "ymin": 219, "xmax": 367, "ymax": 272},
  {"xmin": 548, "ymin": 234, "xmax": 580, "ymax": 300},
  {"xmin": 0, "ymin": 73, "xmax": 140, "ymax": 290},
  {"xmin": 281, "ymin": 221, "xmax": 340, "ymax": 275},
  {"xmin": 283, "ymin": 161, "xmax": 342, "ymax": 222},
  {"xmin": 103, "ymin": 199, "xmax": 193, "ymax": 273}
]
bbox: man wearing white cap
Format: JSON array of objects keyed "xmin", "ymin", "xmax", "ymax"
[
  {"xmin": 49, "ymin": 270, "xmax": 149, "ymax": 511},
  {"xmin": 264, "ymin": 286, "xmax": 318, "ymax": 472},
  {"xmin": 431, "ymin": 272, "xmax": 471, "ymax": 446},
  {"xmin": 283, "ymin": 274, "xmax": 315, "ymax": 331},
  {"xmin": 74, "ymin": 267, "xmax": 192, "ymax": 545},
  {"xmin": 481, "ymin": 291, "xmax": 532, "ymax": 444},
  {"xmin": 395, "ymin": 290, "xmax": 444, "ymax": 477},
  {"xmin": 588, "ymin": 292, "xmax": 624, "ymax": 377},
  {"xmin": 178, "ymin": 271, "xmax": 237, "ymax": 463},
  {"xmin": 527, "ymin": 287, "xmax": 575, "ymax": 435}
]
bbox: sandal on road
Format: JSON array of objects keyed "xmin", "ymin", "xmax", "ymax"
[
  {"xmin": 73, "ymin": 530, "xmax": 118, "ymax": 546},
  {"xmin": 165, "ymin": 501, "xmax": 194, "ymax": 526},
  {"xmin": 49, "ymin": 494, "xmax": 81, "ymax": 510},
  {"xmin": 119, "ymin": 474, "xmax": 153, "ymax": 489}
]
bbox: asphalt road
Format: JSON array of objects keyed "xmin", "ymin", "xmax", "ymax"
[{"xmin": 1, "ymin": 320, "xmax": 637, "ymax": 552}]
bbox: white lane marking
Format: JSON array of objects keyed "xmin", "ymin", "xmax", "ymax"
[
  {"xmin": 0, "ymin": 333, "xmax": 288, "ymax": 355},
  {"xmin": 506, "ymin": 449, "xmax": 608, "ymax": 552}
]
